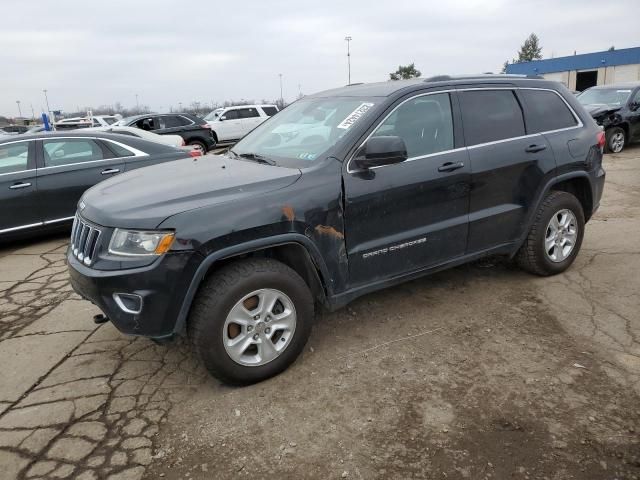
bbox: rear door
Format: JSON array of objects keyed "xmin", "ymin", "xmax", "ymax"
[
  {"xmin": 0, "ymin": 140, "xmax": 41, "ymax": 234},
  {"xmin": 36, "ymin": 137, "xmax": 126, "ymax": 222},
  {"xmin": 628, "ymin": 88, "xmax": 640, "ymax": 141},
  {"xmin": 458, "ymin": 88, "xmax": 556, "ymax": 253},
  {"xmin": 237, "ymin": 107, "xmax": 264, "ymax": 135}
]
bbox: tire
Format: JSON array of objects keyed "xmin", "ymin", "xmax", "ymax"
[
  {"xmin": 188, "ymin": 258, "xmax": 314, "ymax": 385},
  {"xmin": 516, "ymin": 191, "xmax": 585, "ymax": 276},
  {"xmin": 188, "ymin": 140, "xmax": 208, "ymax": 154},
  {"xmin": 605, "ymin": 127, "xmax": 625, "ymax": 153}
]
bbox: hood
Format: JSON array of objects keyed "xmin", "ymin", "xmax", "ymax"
[
  {"xmin": 583, "ymin": 103, "xmax": 622, "ymax": 118},
  {"xmin": 80, "ymin": 154, "xmax": 301, "ymax": 228}
]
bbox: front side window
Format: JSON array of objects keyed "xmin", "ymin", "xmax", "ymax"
[
  {"xmin": 223, "ymin": 109, "xmax": 240, "ymax": 120},
  {"xmin": 371, "ymin": 93, "xmax": 453, "ymax": 158},
  {"xmin": 231, "ymin": 97, "xmax": 379, "ymax": 167},
  {"xmin": 0, "ymin": 142, "xmax": 29, "ymax": 174},
  {"xmin": 43, "ymin": 139, "xmax": 104, "ymax": 167},
  {"xmin": 459, "ymin": 90, "xmax": 525, "ymax": 146},
  {"xmin": 520, "ymin": 90, "xmax": 578, "ymax": 133},
  {"xmin": 238, "ymin": 108, "xmax": 260, "ymax": 118}
]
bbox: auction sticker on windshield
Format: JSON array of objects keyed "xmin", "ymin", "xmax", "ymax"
[{"xmin": 337, "ymin": 102, "xmax": 374, "ymax": 130}]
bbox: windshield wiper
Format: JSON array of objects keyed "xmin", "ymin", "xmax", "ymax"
[{"xmin": 237, "ymin": 152, "xmax": 276, "ymax": 166}]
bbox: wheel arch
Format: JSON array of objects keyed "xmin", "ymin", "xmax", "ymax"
[
  {"xmin": 512, "ymin": 171, "xmax": 594, "ymax": 256},
  {"xmin": 173, "ymin": 234, "xmax": 331, "ymax": 335}
]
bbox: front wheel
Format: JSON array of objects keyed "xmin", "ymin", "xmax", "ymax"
[
  {"xmin": 605, "ymin": 127, "xmax": 625, "ymax": 153},
  {"xmin": 516, "ymin": 191, "xmax": 585, "ymax": 276},
  {"xmin": 188, "ymin": 258, "xmax": 314, "ymax": 385}
]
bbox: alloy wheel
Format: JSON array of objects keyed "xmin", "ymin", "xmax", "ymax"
[{"xmin": 545, "ymin": 209, "xmax": 578, "ymax": 263}]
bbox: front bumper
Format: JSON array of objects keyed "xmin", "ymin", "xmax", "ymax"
[{"xmin": 68, "ymin": 249, "xmax": 201, "ymax": 338}]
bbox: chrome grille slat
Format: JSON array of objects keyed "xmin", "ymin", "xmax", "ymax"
[{"xmin": 69, "ymin": 215, "xmax": 102, "ymax": 266}]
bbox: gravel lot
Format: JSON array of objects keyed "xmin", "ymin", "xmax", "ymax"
[{"xmin": 1, "ymin": 146, "xmax": 639, "ymax": 480}]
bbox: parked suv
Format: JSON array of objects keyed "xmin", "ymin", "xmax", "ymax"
[
  {"xmin": 577, "ymin": 82, "xmax": 640, "ymax": 153},
  {"xmin": 69, "ymin": 75, "xmax": 605, "ymax": 384},
  {"xmin": 115, "ymin": 113, "xmax": 216, "ymax": 153},
  {"xmin": 204, "ymin": 105, "xmax": 279, "ymax": 144}
]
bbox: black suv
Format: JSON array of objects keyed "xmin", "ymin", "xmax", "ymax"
[
  {"xmin": 577, "ymin": 82, "xmax": 640, "ymax": 153},
  {"xmin": 69, "ymin": 75, "xmax": 606, "ymax": 384},
  {"xmin": 116, "ymin": 113, "xmax": 217, "ymax": 153}
]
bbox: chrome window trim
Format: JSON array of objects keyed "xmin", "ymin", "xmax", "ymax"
[
  {"xmin": 346, "ymin": 87, "xmax": 583, "ymax": 174},
  {"xmin": 39, "ymin": 136, "xmax": 149, "ymax": 171},
  {"xmin": 0, "ymin": 222, "xmax": 43, "ymax": 234}
]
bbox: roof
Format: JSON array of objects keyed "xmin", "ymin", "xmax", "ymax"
[
  {"xmin": 506, "ymin": 46, "xmax": 640, "ymax": 75},
  {"xmin": 309, "ymin": 74, "xmax": 548, "ymax": 98},
  {"xmin": 0, "ymin": 131, "xmax": 147, "ymax": 142}
]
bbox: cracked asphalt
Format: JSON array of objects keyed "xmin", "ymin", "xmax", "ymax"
[{"xmin": 1, "ymin": 146, "xmax": 639, "ymax": 480}]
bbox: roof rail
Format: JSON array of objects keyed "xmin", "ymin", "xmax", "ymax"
[{"xmin": 424, "ymin": 73, "xmax": 543, "ymax": 82}]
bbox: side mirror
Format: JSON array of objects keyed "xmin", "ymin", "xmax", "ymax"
[
  {"xmin": 354, "ymin": 136, "xmax": 408, "ymax": 170},
  {"xmin": 219, "ymin": 116, "xmax": 227, "ymax": 121}
]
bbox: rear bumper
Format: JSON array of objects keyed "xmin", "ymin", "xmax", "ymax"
[
  {"xmin": 591, "ymin": 165, "xmax": 606, "ymax": 216},
  {"xmin": 68, "ymin": 249, "xmax": 201, "ymax": 338}
]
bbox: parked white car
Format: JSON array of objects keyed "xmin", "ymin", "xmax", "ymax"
[
  {"xmin": 204, "ymin": 105, "xmax": 278, "ymax": 143},
  {"xmin": 82, "ymin": 126, "xmax": 186, "ymax": 149},
  {"xmin": 55, "ymin": 115, "xmax": 121, "ymax": 129}
]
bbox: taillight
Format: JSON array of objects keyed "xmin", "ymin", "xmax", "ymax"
[
  {"xmin": 189, "ymin": 150, "xmax": 202, "ymax": 157},
  {"xmin": 597, "ymin": 130, "xmax": 606, "ymax": 150}
]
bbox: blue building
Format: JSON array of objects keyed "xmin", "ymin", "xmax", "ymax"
[{"xmin": 506, "ymin": 47, "xmax": 640, "ymax": 91}]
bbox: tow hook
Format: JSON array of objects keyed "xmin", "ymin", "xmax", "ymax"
[{"xmin": 93, "ymin": 313, "xmax": 110, "ymax": 325}]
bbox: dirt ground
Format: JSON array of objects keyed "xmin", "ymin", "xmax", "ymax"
[{"xmin": 1, "ymin": 146, "xmax": 639, "ymax": 480}]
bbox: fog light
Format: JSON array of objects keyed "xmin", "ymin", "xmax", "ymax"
[{"xmin": 113, "ymin": 293, "xmax": 143, "ymax": 314}]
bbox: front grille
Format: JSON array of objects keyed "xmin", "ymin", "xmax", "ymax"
[{"xmin": 70, "ymin": 215, "xmax": 102, "ymax": 266}]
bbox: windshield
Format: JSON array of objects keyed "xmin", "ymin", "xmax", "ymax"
[
  {"xmin": 204, "ymin": 109, "xmax": 224, "ymax": 121},
  {"xmin": 230, "ymin": 97, "xmax": 378, "ymax": 166},
  {"xmin": 578, "ymin": 88, "xmax": 632, "ymax": 106}
]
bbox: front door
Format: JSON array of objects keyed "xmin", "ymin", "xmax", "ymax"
[
  {"xmin": 343, "ymin": 92, "xmax": 471, "ymax": 286},
  {"xmin": 0, "ymin": 140, "xmax": 41, "ymax": 234},
  {"xmin": 218, "ymin": 109, "xmax": 244, "ymax": 140},
  {"xmin": 36, "ymin": 137, "xmax": 125, "ymax": 222}
]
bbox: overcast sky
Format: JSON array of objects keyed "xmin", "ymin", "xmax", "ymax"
[{"xmin": 2, "ymin": 0, "xmax": 638, "ymax": 116}]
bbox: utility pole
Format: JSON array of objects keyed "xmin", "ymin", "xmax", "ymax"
[
  {"xmin": 279, "ymin": 73, "xmax": 284, "ymax": 106},
  {"xmin": 16, "ymin": 100, "xmax": 22, "ymax": 118},
  {"xmin": 345, "ymin": 36, "xmax": 352, "ymax": 84}
]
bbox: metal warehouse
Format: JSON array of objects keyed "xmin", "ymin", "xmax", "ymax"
[{"xmin": 506, "ymin": 46, "xmax": 640, "ymax": 92}]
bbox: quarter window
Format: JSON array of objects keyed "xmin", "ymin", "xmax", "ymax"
[
  {"xmin": 104, "ymin": 140, "xmax": 135, "ymax": 158},
  {"xmin": 459, "ymin": 90, "xmax": 525, "ymax": 146},
  {"xmin": 43, "ymin": 139, "xmax": 104, "ymax": 167},
  {"xmin": 0, "ymin": 142, "xmax": 29, "ymax": 174},
  {"xmin": 371, "ymin": 93, "xmax": 454, "ymax": 158},
  {"xmin": 519, "ymin": 90, "xmax": 578, "ymax": 133}
]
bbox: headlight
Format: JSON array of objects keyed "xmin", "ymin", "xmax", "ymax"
[{"xmin": 108, "ymin": 229, "xmax": 175, "ymax": 257}]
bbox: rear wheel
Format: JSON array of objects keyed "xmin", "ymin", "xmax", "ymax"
[
  {"xmin": 516, "ymin": 191, "xmax": 585, "ymax": 276},
  {"xmin": 188, "ymin": 258, "xmax": 313, "ymax": 385},
  {"xmin": 605, "ymin": 127, "xmax": 625, "ymax": 153},
  {"xmin": 188, "ymin": 140, "xmax": 208, "ymax": 154}
]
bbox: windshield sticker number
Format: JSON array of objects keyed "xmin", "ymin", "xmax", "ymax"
[{"xmin": 337, "ymin": 103, "xmax": 374, "ymax": 130}]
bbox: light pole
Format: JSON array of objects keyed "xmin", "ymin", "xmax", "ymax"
[
  {"xmin": 278, "ymin": 73, "xmax": 284, "ymax": 106},
  {"xmin": 43, "ymin": 89, "xmax": 52, "ymax": 121},
  {"xmin": 178, "ymin": 102, "xmax": 183, "ymax": 111},
  {"xmin": 30, "ymin": 104, "xmax": 35, "ymax": 120},
  {"xmin": 345, "ymin": 36, "xmax": 352, "ymax": 84},
  {"xmin": 16, "ymin": 100, "xmax": 22, "ymax": 118}
]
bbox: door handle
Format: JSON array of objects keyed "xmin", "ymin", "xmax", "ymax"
[
  {"xmin": 101, "ymin": 168, "xmax": 120, "ymax": 175},
  {"xmin": 525, "ymin": 144, "xmax": 547, "ymax": 153},
  {"xmin": 9, "ymin": 182, "xmax": 31, "ymax": 189},
  {"xmin": 438, "ymin": 161, "xmax": 465, "ymax": 173}
]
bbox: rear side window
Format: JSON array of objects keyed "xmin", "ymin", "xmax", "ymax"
[
  {"xmin": 238, "ymin": 108, "xmax": 260, "ymax": 118},
  {"xmin": 459, "ymin": 90, "xmax": 525, "ymax": 146},
  {"xmin": 134, "ymin": 117, "xmax": 157, "ymax": 131},
  {"xmin": 261, "ymin": 106, "xmax": 278, "ymax": 116},
  {"xmin": 519, "ymin": 90, "xmax": 578, "ymax": 133},
  {"xmin": 43, "ymin": 139, "xmax": 104, "ymax": 167},
  {"xmin": 0, "ymin": 142, "xmax": 30, "ymax": 174}
]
